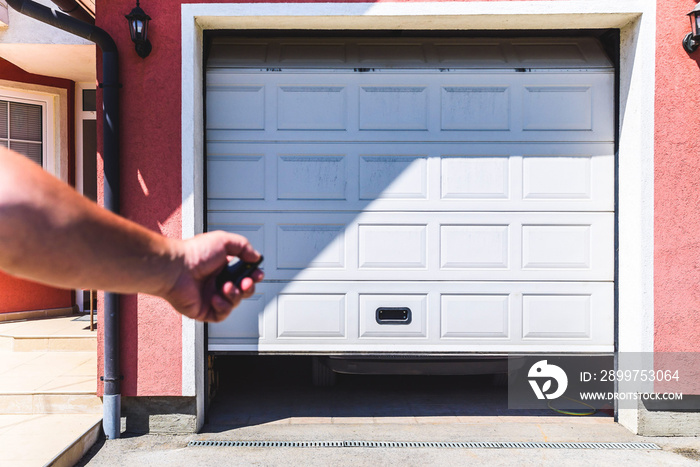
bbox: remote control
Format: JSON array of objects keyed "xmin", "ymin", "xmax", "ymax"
[{"xmin": 215, "ymin": 256, "xmax": 264, "ymax": 291}]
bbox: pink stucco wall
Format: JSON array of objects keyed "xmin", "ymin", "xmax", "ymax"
[
  {"xmin": 0, "ymin": 58, "xmax": 74, "ymax": 314},
  {"xmin": 96, "ymin": 3, "xmax": 184, "ymax": 397},
  {"xmin": 0, "ymin": 271, "xmax": 71, "ymax": 313},
  {"xmin": 654, "ymin": 0, "xmax": 700, "ymax": 353},
  {"xmin": 93, "ymin": 0, "xmax": 700, "ymax": 398}
]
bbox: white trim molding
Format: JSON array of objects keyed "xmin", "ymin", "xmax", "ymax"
[{"xmin": 182, "ymin": 1, "xmax": 655, "ymax": 433}]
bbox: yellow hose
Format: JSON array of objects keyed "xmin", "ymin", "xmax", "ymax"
[{"xmin": 547, "ymin": 396, "xmax": 597, "ymax": 416}]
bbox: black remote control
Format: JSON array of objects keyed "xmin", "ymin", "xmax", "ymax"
[{"xmin": 215, "ymin": 256, "xmax": 264, "ymax": 291}]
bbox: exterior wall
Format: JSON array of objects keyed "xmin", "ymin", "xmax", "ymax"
[
  {"xmin": 653, "ymin": 0, "xmax": 700, "ymax": 353},
  {"xmin": 0, "ymin": 271, "xmax": 71, "ymax": 314},
  {"xmin": 93, "ymin": 0, "xmax": 699, "ymax": 431},
  {"xmin": 95, "ymin": 2, "xmax": 184, "ymax": 397},
  {"xmin": 0, "ymin": 57, "xmax": 74, "ymax": 314}
]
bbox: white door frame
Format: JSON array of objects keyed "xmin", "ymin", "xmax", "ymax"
[
  {"xmin": 75, "ymin": 82, "xmax": 97, "ymax": 313},
  {"xmin": 181, "ymin": 1, "xmax": 656, "ymax": 433}
]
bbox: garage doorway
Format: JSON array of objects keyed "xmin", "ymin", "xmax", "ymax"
[{"xmin": 203, "ymin": 31, "xmax": 618, "ymax": 421}]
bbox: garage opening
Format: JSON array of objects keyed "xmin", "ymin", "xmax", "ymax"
[
  {"xmin": 203, "ymin": 32, "xmax": 617, "ymax": 421},
  {"xmin": 205, "ymin": 355, "xmax": 581, "ymax": 428}
]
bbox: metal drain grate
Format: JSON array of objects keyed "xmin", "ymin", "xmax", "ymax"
[{"xmin": 188, "ymin": 440, "xmax": 660, "ymax": 450}]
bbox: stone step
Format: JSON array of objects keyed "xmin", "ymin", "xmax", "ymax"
[
  {"xmin": 0, "ymin": 316, "xmax": 96, "ymax": 352},
  {"xmin": 0, "ymin": 414, "xmax": 103, "ymax": 466},
  {"xmin": 0, "ymin": 350, "xmax": 99, "ymax": 415},
  {"xmin": 0, "ymin": 393, "xmax": 102, "ymax": 414},
  {"xmin": 0, "ymin": 334, "xmax": 96, "ymax": 352},
  {"xmin": 0, "ymin": 317, "xmax": 102, "ymax": 464}
]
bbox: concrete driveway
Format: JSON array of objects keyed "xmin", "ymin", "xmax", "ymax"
[{"xmin": 78, "ymin": 356, "xmax": 700, "ymax": 466}]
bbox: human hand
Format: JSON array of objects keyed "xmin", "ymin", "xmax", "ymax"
[{"xmin": 162, "ymin": 231, "xmax": 264, "ymax": 322}]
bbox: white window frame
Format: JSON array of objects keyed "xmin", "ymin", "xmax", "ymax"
[{"xmin": 0, "ymin": 87, "xmax": 56, "ymax": 178}]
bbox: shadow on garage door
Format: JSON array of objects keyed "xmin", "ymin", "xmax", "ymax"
[{"xmin": 204, "ymin": 356, "xmax": 612, "ymax": 429}]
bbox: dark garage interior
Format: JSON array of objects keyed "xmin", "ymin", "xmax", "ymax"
[{"xmin": 204, "ymin": 356, "xmax": 611, "ymax": 429}]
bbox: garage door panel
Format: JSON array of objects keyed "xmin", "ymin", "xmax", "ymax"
[
  {"xmin": 522, "ymin": 85, "xmax": 592, "ymax": 131},
  {"xmin": 277, "ymin": 224, "xmax": 346, "ymax": 269},
  {"xmin": 206, "ymin": 85, "xmax": 265, "ymax": 130},
  {"xmin": 217, "ymin": 224, "xmax": 266, "ymax": 257},
  {"xmin": 441, "ymin": 86, "xmax": 511, "ymax": 131},
  {"xmin": 441, "ymin": 294, "xmax": 510, "ymax": 338},
  {"xmin": 359, "ymin": 155, "xmax": 428, "ymax": 200},
  {"xmin": 522, "ymin": 225, "xmax": 592, "ymax": 270},
  {"xmin": 208, "ymin": 211, "xmax": 613, "ymax": 281},
  {"xmin": 358, "ymin": 224, "xmax": 427, "ymax": 269},
  {"xmin": 440, "ymin": 225, "xmax": 510, "ymax": 269},
  {"xmin": 441, "ymin": 155, "xmax": 510, "ymax": 199},
  {"xmin": 208, "ymin": 37, "xmax": 613, "ymax": 70},
  {"xmin": 207, "ymin": 71, "xmax": 613, "ymax": 142},
  {"xmin": 208, "ymin": 292, "xmax": 266, "ymax": 341},
  {"xmin": 277, "ymin": 155, "xmax": 347, "ymax": 200},
  {"xmin": 522, "ymin": 294, "xmax": 592, "ymax": 339},
  {"xmin": 207, "ymin": 154, "xmax": 266, "ymax": 200},
  {"xmin": 359, "ymin": 85, "xmax": 429, "ymax": 130},
  {"xmin": 522, "ymin": 155, "xmax": 593, "ymax": 200},
  {"xmin": 206, "ymin": 39, "xmax": 614, "ymax": 354},
  {"xmin": 277, "ymin": 294, "xmax": 346, "ymax": 338},
  {"xmin": 207, "ymin": 281, "xmax": 613, "ymax": 352},
  {"xmin": 277, "ymin": 85, "xmax": 347, "ymax": 130},
  {"xmin": 359, "ymin": 294, "xmax": 428, "ymax": 338},
  {"xmin": 278, "ymin": 43, "xmax": 347, "ymax": 65},
  {"xmin": 206, "ymin": 142, "xmax": 613, "ymax": 212}
]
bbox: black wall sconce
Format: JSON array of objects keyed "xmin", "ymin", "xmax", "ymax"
[
  {"xmin": 125, "ymin": 0, "xmax": 151, "ymax": 58},
  {"xmin": 683, "ymin": 4, "xmax": 700, "ymax": 53}
]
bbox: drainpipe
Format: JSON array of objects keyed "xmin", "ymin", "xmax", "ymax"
[
  {"xmin": 50, "ymin": 0, "xmax": 95, "ymax": 25},
  {"xmin": 6, "ymin": 0, "xmax": 122, "ymax": 439}
]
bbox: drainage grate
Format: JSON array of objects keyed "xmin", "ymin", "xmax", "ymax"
[{"xmin": 187, "ymin": 440, "xmax": 660, "ymax": 450}]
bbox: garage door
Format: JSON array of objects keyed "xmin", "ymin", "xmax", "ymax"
[{"xmin": 205, "ymin": 37, "xmax": 614, "ymax": 353}]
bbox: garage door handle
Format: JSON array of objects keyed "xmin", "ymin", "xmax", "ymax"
[{"xmin": 376, "ymin": 307, "xmax": 412, "ymax": 325}]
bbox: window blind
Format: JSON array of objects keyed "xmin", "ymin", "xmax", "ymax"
[{"xmin": 0, "ymin": 99, "xmax": 43, "ymax": 166}]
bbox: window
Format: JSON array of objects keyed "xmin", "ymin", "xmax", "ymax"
[
  {"xmin": 0, "ymin": 99, "xmax": 44, "ymax": 166},
  {"xmin": 82, "ymin": 88, "xmax": 96, "ymax": 112},
  {"xmin": 0, "ymin": 89, "xmax": 55, "ymax": 177}
]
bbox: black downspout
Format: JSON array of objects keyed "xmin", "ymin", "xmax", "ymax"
[
  {"xmin": 6, "ymin": 0, "xmax": 122, "ymax": 439},
  {"xmin": 50, "ymin": 0, "xmax": 95, "ymax": 25}
]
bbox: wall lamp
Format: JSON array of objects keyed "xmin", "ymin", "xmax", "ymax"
[
  {"xmin": 683, "ymin": 4, "xmax": 700, "ymax": 53},
  {"xmin": 125, "ymin": 0, "xmax": 151, "ymax": 58}
]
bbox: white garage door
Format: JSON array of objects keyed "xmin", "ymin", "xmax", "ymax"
[{"xmin": 206, "ymin": 37, "xmax": 615, "ymax": 353}]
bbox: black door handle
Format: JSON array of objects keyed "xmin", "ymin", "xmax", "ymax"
[{"xmin": 376, "ymin": 307, "xmax": 412, "ymax": 325}]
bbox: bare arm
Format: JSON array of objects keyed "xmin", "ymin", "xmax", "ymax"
[{"xmin": 0, "ymin": 148, "xmax": 263, "ymax": 322}]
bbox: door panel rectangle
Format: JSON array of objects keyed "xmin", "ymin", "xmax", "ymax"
[
  {"xmin": 522, "ymin": 294, "xmax": 592, "ymax": 339},
  {"xmin": 278, "ymin": 294, "xmax": 346, "ymax": 338},
  {"xmin": 358, "ymin": 224, "xmax": 427, "ymax": 269},
  {"xmin": 441, "ymin": 295, "xmax": 510, "ymax": 338}
]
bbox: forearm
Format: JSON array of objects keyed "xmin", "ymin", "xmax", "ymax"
[{"xmin": 0, "ymin": 148, "xmax": 182, "ymax": 296}]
